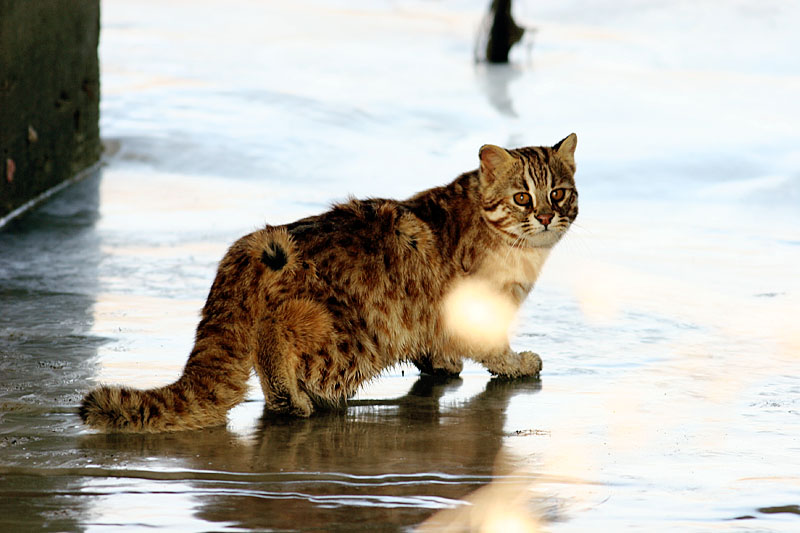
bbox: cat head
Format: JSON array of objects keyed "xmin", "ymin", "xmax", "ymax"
[{"xmin": 478, "ymin": 134, "xmax": 578, "ymax": 248}]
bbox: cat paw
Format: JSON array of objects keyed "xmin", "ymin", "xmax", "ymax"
[
  {"xmin": 263, "ymin": 388, "xmax": 314, "ymax": 417},
  {"xmin": 517, "ymin": 351, "xmax": 543, "ymax": 376},
  {"xmin": 488, "ymin": 350, "xmax": 542, "ymax": 378}
]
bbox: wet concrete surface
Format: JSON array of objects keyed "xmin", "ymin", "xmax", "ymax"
[{"xmin": 2, "ymin": 0, "xmax": 800, "ymax": 531}]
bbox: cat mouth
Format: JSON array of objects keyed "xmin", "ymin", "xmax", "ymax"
[{"xmin": 522, "ymin": 228, "xmax": 564, "ymax": 247}]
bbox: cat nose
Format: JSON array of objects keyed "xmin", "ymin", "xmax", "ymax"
[{"xmin": 535, "ymin": 213, "xmax": 553, "ymax": 226}]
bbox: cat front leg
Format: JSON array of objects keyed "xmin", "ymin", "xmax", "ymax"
[{"xmin": 472, "ymin": 348, "xmax": 542, "ymax": 378}]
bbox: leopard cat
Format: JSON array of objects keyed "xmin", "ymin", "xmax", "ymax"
[{"xmin": 80, "ymin": 134, "xmax": 578, "ymax": 432}]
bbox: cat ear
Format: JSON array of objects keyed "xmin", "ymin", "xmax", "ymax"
[
  {"xmin": 553, "ymin": 133, "xmax": 578, "ymax": 168},
  {"xmin": 479, "ymin": 144, "xmax": 514, "ymax": 184}
]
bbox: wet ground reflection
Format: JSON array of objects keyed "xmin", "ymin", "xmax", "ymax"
[
  {"xmin": 73, "ymin": 375, "xmax": 538, "ymax": 530},
  {"xmin": 0, "ymin": 170, "xmax": 104, "ymax": 532},
  {"xmin": 0, "ymin": 170, "xmax": 103, "ymax": 411}
]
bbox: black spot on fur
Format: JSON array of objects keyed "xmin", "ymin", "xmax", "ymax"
[
  {"xmin": 405, "ymin": 283, "xmax": 417, "ymax": 297},
  {"xmin": 300, "ymin": 352, "xmax": 313, "ymax": 371},
  {"xmin": 413, "ymin": 197, "xmax": 447, "ymax": 229},
  {"xmin": 261, "ymin": 243, "xmax": 288, "ymax": 270},
  {"xmin": 362, "ymin": 203, "xmax": 376, "ymax": 220},
  {"xmin": 362, "ymin": 237, "xmax": 376, "ymax": 255},
  {"xmin": 197, "ymin": 322, "xmax": 226, "ymax": 339},
  {"xmin": 174, "ymin": 398, "xmax": 187, "ymax": 415},
  {"xmin": 233, "ymin": 253, "xmax": 251, "ymax": 271}
]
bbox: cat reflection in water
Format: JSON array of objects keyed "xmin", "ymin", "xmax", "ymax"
[{"xmin": 80, "ymin": 134, "xmax": 578, "ymax": 432}]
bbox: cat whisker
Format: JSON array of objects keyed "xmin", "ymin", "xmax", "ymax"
[
  {"xmin": 558, "ymin": 229, "xmax": 593, "ymax": 256},
  {"xmin": 504, "ymin": 234, "xmax": 525, "ymax": 260},
  {"xmin": 568, "ymin": 221, "xmax": 595, "ymax": 237}
]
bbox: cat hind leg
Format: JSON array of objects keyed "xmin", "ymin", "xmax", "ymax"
[{"xmin": 256, "ymin": 298, "xmax": 334, "ymax": 417}]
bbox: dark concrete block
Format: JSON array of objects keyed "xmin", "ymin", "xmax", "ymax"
[{"xmin": 0, "ymin": 0, "xmax": 101, "ymax": 220}]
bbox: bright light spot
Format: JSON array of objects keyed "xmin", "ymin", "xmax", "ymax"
[
  {"xmin": 443, "ymin": 279, "xmax": 517, "ymax": 350},
  {"xmin": 481, "ymin": 511, "xmax": 540, "ymax": 533},
  {"xmin": 418, "ymin": 478, "xmax": 542, "ymax": 532}
]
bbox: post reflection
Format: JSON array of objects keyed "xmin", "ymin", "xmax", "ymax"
[{"xmin": 475, "ymin": 63, "xmax": 522, "ymax": 118}]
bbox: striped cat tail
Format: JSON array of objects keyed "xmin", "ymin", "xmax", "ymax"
[{"xmin": 79, "ymin": 228, "xmax": 297, "ymax": 432}]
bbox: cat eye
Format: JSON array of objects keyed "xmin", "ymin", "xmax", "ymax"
[
  {"xmin": 550, "ymin": 189, "xmax": 566, "ymax": 202},
  {"xmin": 513, "ymin": 192, "xmax": 532, "ymax": 206}
]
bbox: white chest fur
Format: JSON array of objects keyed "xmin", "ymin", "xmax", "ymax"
[
  {"xmin": 473, "ymin": 245, "xmax": 551, "ymax": 303},
  {"xmin": 442, "ymin": 245, "xmax": 550, "ymax": 350}
]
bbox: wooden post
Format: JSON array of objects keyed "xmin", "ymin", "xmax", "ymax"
[{"xmin": 0, "ymin": 0, "xmax": 101, "ymax": 221}]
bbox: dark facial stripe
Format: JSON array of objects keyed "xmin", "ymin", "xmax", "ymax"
[
  {"xmin": 488, "ymin": 223, "xmax": 518, "ymax": 239},
  {"xmin": 521, "ymin": 158, "xmax": 531, "ymax": 192},
  {"xmin": 483, "ymin": 198, "xmax": 505, "ymax": 212}
]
